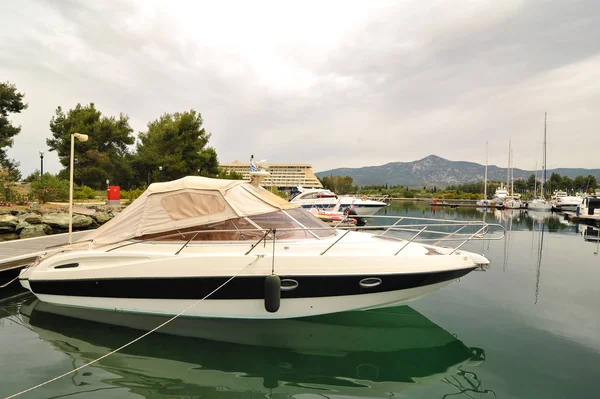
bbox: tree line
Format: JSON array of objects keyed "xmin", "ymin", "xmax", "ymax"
[
  {"xmin": 446, "ymin": 173, "xmax": 597, "ymax": 195},
  {"xmin": 319, "ymin": 173, "xmax": 598, "ymax": 200},
  {"xmin": 0, "ymin": 81, "xmax": 243, "ymax": 190}
]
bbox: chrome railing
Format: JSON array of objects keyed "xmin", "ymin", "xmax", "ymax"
[{"xmin": 103, "ymin": 214, "xmax": 505, "ymax": 256}]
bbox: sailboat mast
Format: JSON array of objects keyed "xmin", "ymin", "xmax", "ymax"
[
  {"xmin": 511, "ymin": 144, "xmax": 514, "ymax": 196},
  {"xmin": 484, "ymin": 141, "xmax": 488, "ymax": 198},
  {"xmin": 534, "ymin": 161, "xmax": 537, "ymax": 197},
  {"xmin": 507, "ymin": 141, "xmax": 511, "ymax": 189},
  {"xmin": 542, "ymin": 112, "xmax": 547, "ymax": 198}
]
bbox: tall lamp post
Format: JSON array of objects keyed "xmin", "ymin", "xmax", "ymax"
[
  {"xmin": 158, "ymin": 165, "xmax": 163, "ymax": 181},
  {"xmin": 69, "ymin": 133, "xmax": 88, "ymax": 244},
  {"xmin": 39, "ymin": 151, "xmax": 44, "ymax": 176}
]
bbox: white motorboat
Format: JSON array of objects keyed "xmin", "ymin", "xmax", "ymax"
[
  {"xmin": 493, "ymin": 185, "xmax": 509, "ymax": 201},
  {"xmin": 578, "ymin": 195, "xmax": 600, "ymax": 216},
  {"xmin": 552, "ymin": 191, "xmax": 582, "ymax": 212},
  {"xmin": 19, "ymin": 175, "xmax": 501, "ymax": 319},
  {"xmin": 290, "ymin": 187, "xmax": 387, "ymax": 216}
]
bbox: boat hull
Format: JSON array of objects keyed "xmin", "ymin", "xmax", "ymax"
[
  {"xmin": 30, "ymin": 280, "xmax": 458, "ymax": 319},
  {"xmin": 24, "ymin": 269, "xmax": 474, "ymax": 319}
]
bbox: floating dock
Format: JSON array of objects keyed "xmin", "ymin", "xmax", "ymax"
[{"xmin": 562, "ymin": 212, "xmax": 600, "ymax": 227}]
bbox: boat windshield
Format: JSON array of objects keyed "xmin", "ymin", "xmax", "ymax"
[{"xmin": 137, "ymin": 209, "xmax": 334, "ymax": 242}]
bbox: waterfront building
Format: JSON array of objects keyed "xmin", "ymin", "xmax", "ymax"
[{"xmin": 221, "ymin": 161, "xmax": 322, "ymax": 190}]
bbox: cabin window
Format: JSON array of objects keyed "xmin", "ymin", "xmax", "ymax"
[
  {"xmin": 137, "ymin": 210, "xmax": 334, "ymax": 242},
  {"xmin": 285, "ymin": 208, "xmax": 334, "ymax": 238},
  {"xmin": 138, "ymin": 217, "xmax": 261, "ymax": 241},
  {"xmin": 161, "ymin": 192, "xmax": 227, "ymax": 220}
]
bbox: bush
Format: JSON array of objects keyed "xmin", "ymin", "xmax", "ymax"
[
  {"xmin": 74, "ymin": 185, "xmax": 97, "ymax": 200},
  {"xmin": 30, "ymin": 174, "xmax": 69, "ymax": 203},
  {"xmin": 121, "ymin": 187, "xmax": 146, "ymax": 201}
]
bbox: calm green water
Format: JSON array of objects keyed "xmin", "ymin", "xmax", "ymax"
[{"xmin": 1, "ymin": 202, "xmax": 599, "ymax": 399}]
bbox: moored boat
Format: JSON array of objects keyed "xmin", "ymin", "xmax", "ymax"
[
  {"xmin": 290, "ymin": 187, "xmax": 387, "ymax": 215},
  {"xmin": 19, "ymin": 175, "xmax": 502, "ymax": 319}
]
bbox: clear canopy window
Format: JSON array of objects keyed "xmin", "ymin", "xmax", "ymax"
[{"xmin": 138, "ymin": 209, "xmax": 334, "ymax": 242}]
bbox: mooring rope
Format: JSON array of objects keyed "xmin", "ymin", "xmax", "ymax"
[
  {"xmin": 4, "ymin": 255, "xmax": 264, "ymax": 399},
  {"xmin": 0, "ymin": 275, "xmax": 20, "ymax": 288}
]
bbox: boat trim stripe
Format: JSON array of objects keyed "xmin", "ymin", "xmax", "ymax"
[{"xmin": 29, "ymin": 268, "xmax": 474, "ymax": 300}]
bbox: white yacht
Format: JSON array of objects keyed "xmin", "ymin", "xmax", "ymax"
[
  {"xmin": 19, "ymin": 175, "xmax": 501, "ymax": 320},
  {"xmin": 551, "ymin": 191, "xmax": 582, "ymax": 212},
  {"xmin": 578, "ymin": 195, "xmax": 600, "ymax": 216},
  {"xmin": 493, "ymin": 184, "xmax": 509, "ymax": 202},
  {"xmin": 290, "ymin": 187, "xmax": 387, "ymax": 215}
]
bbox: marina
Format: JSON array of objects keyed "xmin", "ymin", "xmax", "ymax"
[
  {"xmin": 1, "ymin": 201, "xmax": 599, "ymax": 398},
  {"xmin": 1, "ymin": 2, "xmax": 599, "ymax": 398}
]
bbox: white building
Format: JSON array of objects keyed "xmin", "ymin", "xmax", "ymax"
[{"xmin": 221, "ymin": 161, "xmax": 322, "ymax": 190}]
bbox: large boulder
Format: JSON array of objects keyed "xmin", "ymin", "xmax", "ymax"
[
  {"xmin": 24, "ymin": 214, "xmax": 43, "ymax": 224},
  {"xmin": 15, "ymin": 219, "xmax": 30, "ymax": 232},
  {"xmin": 73, "ymin": 214, "xmax": 94, "ymax": 228},
  {"xmin": 0, "ymin": 214, "xmax": 18, "ymax": 229},
  {"xmin": 43, "ymin": 213, "xmax": 94, "ymax": 229},
  {"xmin": 42, "ymin": 213, "xmax": 70, "ymax": 229},
  {"xmin": 93, "ymin": 211, "xmax": 112, "ymax": 224},
  {"xmin": 20, "ymin": 224, "xmax": 53, "ymax": 239}
]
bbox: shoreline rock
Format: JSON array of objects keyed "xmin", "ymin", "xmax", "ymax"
[{"xmin": 0, "ymin": 204, "xmax": 124, "ymax": 242}]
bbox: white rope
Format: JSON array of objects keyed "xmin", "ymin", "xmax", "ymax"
[
  {"xmin": 0, "ymin": 275, "xmax": 19, "ymax": 288},
  {"xmin": 4, "ymin": 255, "xmax": 263, "ymax": 399}
]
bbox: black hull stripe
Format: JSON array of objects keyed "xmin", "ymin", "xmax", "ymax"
[{"xmin": 30, "ymin": 269, "xmax": 474, "ymax": 300}]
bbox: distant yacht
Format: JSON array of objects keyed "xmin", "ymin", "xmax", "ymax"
[
  {"xmin": 290, "ymin": 187, "xmax": 388, "ymax": 216},
  {"xmin": 551, "ymin": 190, "xmax": 582, "ymax": 212}
]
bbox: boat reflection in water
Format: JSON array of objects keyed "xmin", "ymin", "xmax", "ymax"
[{"xmin": 20, "ymin": 299, "xmax": 489, "ymax": 398}]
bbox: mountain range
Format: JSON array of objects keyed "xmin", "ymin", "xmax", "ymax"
[{"xmin": 315, "ymin": 155, "xmax": 600, "ymax": 187}]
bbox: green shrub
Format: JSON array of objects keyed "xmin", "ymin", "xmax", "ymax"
[
  {"xmin": 30, "ymin": 174, "xmax": 69, "ymax": 203},
  {"xmin": 121, "ymin": 187, "xmax": 146, "ymax": 201},
  {"xmin": 74, "ymin": 185, "xmax": 97, "ymax": 200}
]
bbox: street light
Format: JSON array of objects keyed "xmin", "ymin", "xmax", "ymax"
[
  {"xmin": 39, "ymin": 151, "xmax": 44, "ymax": 177},
  {"xmin": 69, "ymin": 132, "xmax": 88, "ymax": 244},
  {"xmin": 159, "ymin": 165, "xmax": 163, "ymax": 181}
]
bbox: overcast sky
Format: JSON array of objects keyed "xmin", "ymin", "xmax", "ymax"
[{"xmin": 1, "ymin": 0, "xmax": 599, "ymax": 177}]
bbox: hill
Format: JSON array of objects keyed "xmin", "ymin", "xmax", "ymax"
[{"xmin": 316, "ymin": 155, "xmax": 600, "ymax": 188}]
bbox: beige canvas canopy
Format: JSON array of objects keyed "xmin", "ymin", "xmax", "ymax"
[{"xmin": 80, "ymin": 176, "xmax": 298, "ymax": 248}]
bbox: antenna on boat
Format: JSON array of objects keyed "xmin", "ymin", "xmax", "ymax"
[{"xmin": 249, "ymin": 154, "xmax": 270, "ymax": 186}]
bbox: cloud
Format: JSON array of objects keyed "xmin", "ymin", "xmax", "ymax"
[{"xmin": 0, "ymin": 0, "xmax": 598, "ymax": 177}]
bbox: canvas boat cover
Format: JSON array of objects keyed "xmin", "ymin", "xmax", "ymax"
[{"xmin": 80, "ymin": 176, "xmax": 298, "ymax": 248}]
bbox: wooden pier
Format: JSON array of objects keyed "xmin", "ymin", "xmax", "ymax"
[{"xmin": 563, "ymin": 212, "xmax": 600, "ymax": 227}]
